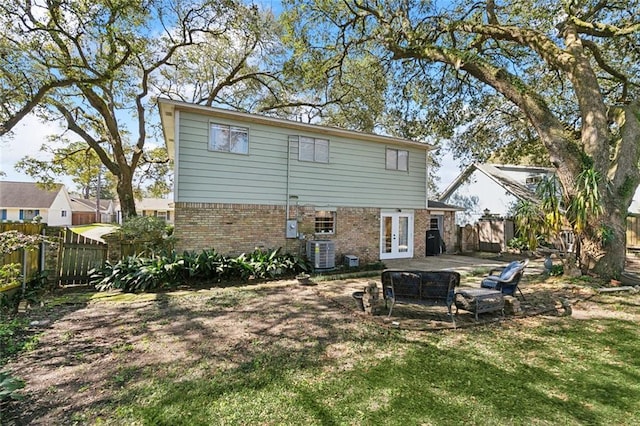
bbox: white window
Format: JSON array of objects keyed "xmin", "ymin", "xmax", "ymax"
[
  {"xmin": 299, "ymin": 137, "xmax": 329, "ymax": 163},
  {"xmin": 209, "ymin": 123, "xmax": 249, "ymax": 154},
  {"xmin": 61, "ymin": 210, "xmax": 67, "ymax": 217},
  {"xmin": 386, "ymin": 148, "xmax": 408, "ymax": 171},
  {"xmin": 526, "ymin": 175, "xmax": 543, "ymax": 186},
  {"xmin": 315, "ymin": 210, "xmax": 336, "ymax": 234}
]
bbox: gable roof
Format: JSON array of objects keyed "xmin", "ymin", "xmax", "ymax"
[
  {"xmin": 157, "ymin": 98, "xmax": 434, "ymax": 161},
  {"xmin": 69, "ymin": 197, "xmax": 112, "ymax": 213},
  {"xmin": 0, "ymin": 181, "xmax": 64, "ymax": 208},
  {"xmin": 137, "ymin": 198, "xmax": 173, "ymax": 211},
  {"xmin": 439, "ymin": 163, "xmax": 554, "ymax": 203}
]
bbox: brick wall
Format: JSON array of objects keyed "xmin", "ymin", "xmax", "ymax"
[{"xmin": 174, "ymin": 202, "xmax": 455, "ymax": 264}]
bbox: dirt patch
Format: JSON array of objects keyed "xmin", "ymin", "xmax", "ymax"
[{"xmin": 2, "ymin": 277, "xmax": 635, "ymax": 424}]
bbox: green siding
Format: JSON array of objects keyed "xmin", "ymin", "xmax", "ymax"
[{"xmin": 177, "ymin": 111, "xmax": 428, "ymax": 208}]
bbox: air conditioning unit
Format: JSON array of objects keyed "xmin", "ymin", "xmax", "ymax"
[{"xmin": 307, "ymin": 240, "xmax": 336, "ymax": 270}]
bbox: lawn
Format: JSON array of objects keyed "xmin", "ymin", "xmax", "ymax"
[{"xmin": 2, "ymin": 275, "xmax": 639, "ymax": 425}]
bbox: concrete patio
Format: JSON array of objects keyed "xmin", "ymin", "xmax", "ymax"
[{"xmin": 313, "ymin": 254, "xmax": 551, "ymax": 330}]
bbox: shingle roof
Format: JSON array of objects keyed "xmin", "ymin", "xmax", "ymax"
[
  {"xmin": 0, "ymin": 181, "xmax": 63, "ymax": 208},
  {"xmin": 69, "ymin": 197, "xmax": 112, "ymax": 212},
  {"xmin": 439, "ymin": 163, "xmax": 554, "ymax": 203},
  {"xmin": 427, "ymin": 200, "xmax": 465, "ymax": 211},
  {"xmin": 137, "ymin": 198, "xmax": 173, "ymax": 210}
]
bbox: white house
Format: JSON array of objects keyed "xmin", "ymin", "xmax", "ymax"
[
  {"xmin": 137, "ymin": 198, "xmax": 174, "ymax": 225},
  {"xmin": 439, "ymin": 164, "xmax": 556, "ymax": 225},
  {"xmin": 0, "ymin": 181, "xmax": 73, "ymax": 226},
  {"xmin": 158, "ymin": 98, "xmax": 462, "ymax": 264}
]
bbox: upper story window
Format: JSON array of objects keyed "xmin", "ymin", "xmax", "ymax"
[
  {"xmin": 299, "ymin": 136, "xmax": 329, "ymax": 163},
  {"xmin": 210, "ymin": 123, "xmax": 249, "ymax": 154},
  {"xmin": 386, "ymin": 148, "xmax": 408, "ymax": 171},
  {"xmin": 61, "ymin": 210, "xmax": 67, "ymax": 217}
]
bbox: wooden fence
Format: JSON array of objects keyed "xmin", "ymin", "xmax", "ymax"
[
  {"xmin": 1, "ymin": 223, "xmax": 45, "ymax": 293},
  {"xmin": 628, "ymin": 214, "xmax": 640, "ymax": 250},
  {"xmin": 57, "ymin": 229, "xmax": 107, "ymax": 284}
]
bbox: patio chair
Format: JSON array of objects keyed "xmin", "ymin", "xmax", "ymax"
[{"xmin": 480, "ymin": 259, "xmax": 529, "ymax": 299}]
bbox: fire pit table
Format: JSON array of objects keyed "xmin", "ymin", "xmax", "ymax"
[{"xmin": 454, "ymin": 288, "xmax": 505, "ymax": 320}]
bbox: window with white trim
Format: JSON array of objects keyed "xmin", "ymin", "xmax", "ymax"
[
  {"xmin": 61, "ymin": 210, "xmax": 67, "ymax": 217},
  {"xmin": 525, "ymin": 175, "xmax": 543, "ymax": 186},
  {"xmin": 386, "ymin": 148, "xmax": 408, "ymax": 171},
  {"xmin": 299, "ymin": 136, "xmax": 329, "ymax": 163},
  {"xmin": 209, "ymin": 123, "xmax": 249, "ymax": 154},
  {"xmin": 315, "ymin": 210, "xmax": 336, "ymax": 234}
]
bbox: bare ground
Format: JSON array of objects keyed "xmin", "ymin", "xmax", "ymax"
[{"xmin": 2, "ymin": 275, "xmax": 637, "ymax": 425}]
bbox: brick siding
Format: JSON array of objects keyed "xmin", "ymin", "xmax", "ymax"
[{"xmin": 174, "ymin": 202, "xmax": 454, "ymax": 264}]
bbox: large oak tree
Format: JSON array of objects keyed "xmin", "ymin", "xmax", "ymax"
[
  {"xmin": 283, "ymin": 0, "xmax": 640, "ymax": 278},
  {"xmin": 1, "ymin": 0, "xmax": 290, "ymax": 218}
]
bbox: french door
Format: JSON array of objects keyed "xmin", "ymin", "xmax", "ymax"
[{"xmin": 380, "ymin": 211, "xmax": 414, "ymax": 259}]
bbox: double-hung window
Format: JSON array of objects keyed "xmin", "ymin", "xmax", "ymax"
[
  {"xmin": 299, "ymin": 136, "xmax": 329, "ymax": 163},
  {"xmin": 210, "ymin": 123, "xmax": 249, "ymax": 154},
  {"xmin": 386, "ymin": 148, "xmax": 408, "ymax": 171},
  {"xmin": 315, "ymin": 210, "xmax": 336, "ymax": 234}
]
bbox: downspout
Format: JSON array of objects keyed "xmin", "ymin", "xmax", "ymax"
[
  {"xmin": 286, "ymin": 137, "xmax": 291, "ymax": 220},
  {"xmin": 425, "ymin": 151, "xmax": 430, "ymax": 209},
  {"xmin": 174, "ymin": 110, "xmax": 180, "ymax": 203}
]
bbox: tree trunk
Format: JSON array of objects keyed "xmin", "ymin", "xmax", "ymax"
[
  {"xmin": 578, "ymin": 215, "xmax": 626, "ymax": 278},
  {"xmin": 116, "ymin": 168, "xmax": 137, "ymax": 220}
]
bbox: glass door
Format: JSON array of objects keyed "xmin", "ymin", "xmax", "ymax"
[{"xmin": 380, "ymin": 212, "xmax": 414, "ymax": 259}]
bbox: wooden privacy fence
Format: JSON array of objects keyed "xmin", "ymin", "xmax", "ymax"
[
  {"xmin": 628, "ymin": 214, "xmax": 640, "ymax": 250},
  {"xmin": 1, "ymin": 223, "xmax": 45, "ymax": 293},
  {"xmin": 57, "ymin": 228, "xmax": 107, "ymax": 285}
]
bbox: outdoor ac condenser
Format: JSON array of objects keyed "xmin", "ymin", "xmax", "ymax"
[{"xmin": 306, "ymin": 240, "xmax": 336, "ymax": 270}]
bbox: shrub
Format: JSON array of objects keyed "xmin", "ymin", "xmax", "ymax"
[
  {"xmin": 0, "ymin": 370, "xmax": 24, "ymax": 405},
  {"xmin": 91, "ymin": 248, "xmax": 310, "ymax": 293},
  {"xmin": 118, "ymin": 216, "xmax": 175, "ymax": 255}
]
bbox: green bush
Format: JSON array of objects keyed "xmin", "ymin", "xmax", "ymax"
[
  {"xmin": 549, "ymin": 264, "xmax": 564, "ymax": 276},
  {"xmin": 91, "ymin": 248, "xmax": 310, "ymax": 293},
  {"xmin": 507, "ymin": 236, "xmax": 529, "ymax": 251},
  {"xmin": 118, "ymin": 216, "xmax": 175, "ymax": 255},
  {"xmin": 0, "ymin": 370, "xmax": 24, "ymax": 405}
]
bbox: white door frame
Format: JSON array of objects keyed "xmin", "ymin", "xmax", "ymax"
[{"xmin": 380, "ymin": 211, "xmax": 414, "ymax": 260}]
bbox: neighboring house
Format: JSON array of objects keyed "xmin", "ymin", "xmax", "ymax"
[
  {"xmin": 439, "ymin": 164, "xmax": 556, "ymax": 225},
  {"xmin": 69, "ymin": 196, "xmax": 116, "ymax": 225},
  {"xmin": 138, "ymin": 198, "xmax": 174, "ymax": 225},
  {"xmin": 158, "ymin": 98, "xmax": 462, "ymax": 264},
  {"xmin": 0, "ymin": 181, "xmax": 73, "ymax": 226}
]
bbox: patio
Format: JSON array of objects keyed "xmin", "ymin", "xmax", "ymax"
[{"xmin": 312, "ymin": 254, "xmax": 572, "ymax": 330}]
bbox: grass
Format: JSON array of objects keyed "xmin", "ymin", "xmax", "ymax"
[
  {"xmin": 100, "ymin": 289, "xmax": 640, "ymax": 425},
  {"xmin": 103, "ymin": 317, "xmax": 639, "ymax": 425},
  {"xmin": 4, "ymin": 277, "xmax": 640, "ymax": 425},
  {"xmin": 70, "ymin": 223, "xmax": 118, "ymax": 234}
]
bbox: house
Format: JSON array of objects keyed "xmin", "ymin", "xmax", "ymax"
[
  {"xmin": 137, "ymin": 198, "xmax": 174, "ymax": 225},
  {"xmin": 69, "ymin": 196, "xmax": 116, "ymax": 225},
  {"xmin": 0, "ymin": 181, "xmax": 73, "ymax": 226},
  {"xmin": 439, "ymin": 163, "xmax": 556, "ymax": 225},
  {"xmin": 158, "ymin": 98, "xmax": 462, "ymax": 264}
]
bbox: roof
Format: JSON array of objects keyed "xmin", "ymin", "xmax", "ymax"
[
  {"xmin": 137, "ymin": 198, "xmax": 173, "ymax": 211},
  {"xmin": 0, "ymin": 181, "xmax": 64, "ymax": 208},
  {"xmin": 427, "ymin": 200, "xmax": 465, "ymax": 211},
  {"xmin": 439, "ymin": 163, "xmax": 554, "ymax": 203},
  {"xmin": 69, "ymin": 197, "xmax": 112, "ymax": 213},
  {"xmin": 157, "ymin": 98, "xmax": 434, "ymax": 161}
]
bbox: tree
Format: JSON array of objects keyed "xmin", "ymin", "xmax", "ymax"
[
  {"xmin": 1, "ymin": 0, "xmax": 289, "ymax": 219},
  {"xmin": 283, "ymin": 0, "xmax": 640, "ymax": 278},
  {"xmin": 15, "ymin": 140, "xmax": 113, "ymax": 199}
]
